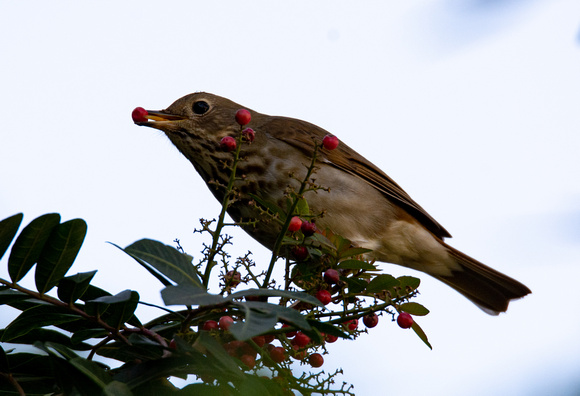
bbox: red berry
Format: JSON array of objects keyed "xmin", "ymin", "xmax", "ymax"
[
  {"xmin": 308, "ymin": 353, "xmax": 324, "ymax": 368},
  {"xmin": 291, "ymin": 245, "xmax": 309, "ymax": 261},
  {"xmin": 270, "ymin": 346, "xmax": 286, "ymax": 363},
  {"xmin": 264, "ymin": 334, "xmax": 275, "ymax": 344},
  {"xmin": 220, "ymin": 136, "xmax": 237, "ymax": 152},
  {"xmin": 202, "ymin": 320, "xmax": 219, "ymax": 331},
  {"xmin": 225, "ymin": 270, "xmax": 241, "ymax": 286},
  {"xmin": 252, "ymin": 336, "xmax": 266, "ymax": 348},
  {"xmin": 292, "ymin": 346, "xmax": 307, "ymax": 360},
  {"xmin": 169, "ymin": 339, "xmax": 177, "ymax": 350},
  {"xmin": 241, "ymin": 127, "xmax": 255, "ymax": 142},
  {"xmin": 288, "ymin": 216, "xmax": 302, "ymax": 232},
  {"xmin": 240, "ymin": 354, "xmax": 255, "ymax": 369},
  {"xmin": 131, "ymin": 107, "xmax": 148, "ymax": 123},
  {"xmin": 315, "ymin": 290, "xmax": 332, "ymax": 305},
  {"xmin": 282, "ymin": 324, "xmax": 297, "ymax": 338},
  {"xmin": 345, "ymin": 319, "xmax": 358, "ymax": 331},
  {"xmin": 325, "ymin": 334, "xmax": 338, "ymax": 343},
  {"xmin": 300, "ymin": 220, "xmax": 317, "ymax": 236},
  {"xmin": 235, "ymin": 109, "xmax": 251, "ymax": 126},
  {"xmin": 323, "ymin": 269, "xmax": 340, "ymax": 285},
  {"xmin": 397, "ymin": 312, "xmax": 414, "ymax": 329},
  {"xmin": 363, "ymin": 313, "xmax": 379, "ymax": 328},
  {"xmin": 322, "ymin": 135, "xmax": 339, "ymax": 150},
  {"xmin": 218, "ymin": 316, "xmax": 234, "ymax": 330},
  {"xmin": 292, "ymin": 332, "xmax": 311, "ymax": 348}
]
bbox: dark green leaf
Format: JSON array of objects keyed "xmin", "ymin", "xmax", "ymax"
[
  {"xmin": 0, "ymin": 213, "xmax": 23, "ymax": 261},
  {"xmin": 57, "ymin": 270, "xmax": 97, "ymax": 304},
  {"xmin": 34, "ymin": 341, "xmax": 80, "ymax": 360},
  {"xmin": 0, "ymin": 288, "xmax": 38, "ymax": 306},
  {"xmin": 8, "ymin": 213, "xmax": 60, "ymax": 283},
  {"xmin": 305, "ymin": 232, "xmax": 336, "ymax": 252},
  {"xmin": 337, "ymin": 259, "xmax": 377, "ymax": 270},
  {"xmin": 0, "ymin": 328, "xmax": 91, "ymax": 350},
  {"xmin": 2, "ymin": 305, "xmax": 79, "ymax": 341},
  {"xmin": 110, "ymin": 242, "xmax": 172, "ymax": 286},
  {"xmin": 400, "ymin": 302, "xmax": 429, "ymax": 316},
  {"xmin": 366, "ymin": 274, "xmax": 400, "ymax": 293},
  {"xmin": 0, "ymin": 345, "xmax": 8, "ymax": 373},
  {"xmin": 196, "ymin": 332, "xmax": 243, "ymax": 378},
  {"xmin": 339, "ymin": 246, "xmax": 373, "ymax": 258},
  {"xmin": 344, "ymin": 277, "xmax": 369, "ymax": 294},
  {"xmin": 228, "ymin": 288, "xmax": 321, "ymax": 306},
  {"xmin": 89, "ymin": 290, "xmax": 140, "ymax": 329},
  {"xmin": 68, "ymin": 357, "xmax": 112, "ymax": 388},
  {"xmin": 411, "ymin": 320, "xmax": 432, "ymax": 349},
  {"xmin": 123, "ymin": 239, "xmax": 202, "ymax": 287},
  {"xmin": 71, "ymin": 328, "xmax": 109, "ymax": 344},
  {"xmin": 161, "ymin": 284, "xmax": 224, "ymax": 306},
  {"xmin": 307, "ymin": 319, "xmax": 349, "ymax": 339},
  {"xmin": 398, "ymin": 275, "xmax": 421, "ymax": 291},
  {"xmin": 35, "ymin": 218, "xmax": 87, "ymax": 294},
  {"xmin": 228, "ymin": 307, "xmax": 278, "ymax": 340}
]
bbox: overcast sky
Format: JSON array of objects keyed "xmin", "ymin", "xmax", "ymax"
[{"xmin": 1, "ymin": 1, "xmax": 580, "ymax": 395}]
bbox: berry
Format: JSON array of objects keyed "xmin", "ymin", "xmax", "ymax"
[
  {"xmin": 363, "ymin": 313, "xmax": 379, "ymax": 328},
  {"xmin": 241, "ymin": 127, "xmax": 255, "ymax": 142},
  {"xmin": 292, "ymin": 332, "xmax": 311, "ymax": 348},
  {"xmin": 240, "ymin": 354, "xmax": 255, "ymax": 369},
  {"xmin": 235, "ymin": 109, "xmax": 251, "ymax": 126},
  {"xmin": 131, "ymin": 107, "xmax": 148, "ymax": 123},
  {"xmin": 270, "ymin": 346, "xmax": 286, "ymax": 363},
  {"xmin": 325, "ymin": 334, "xmax": 338, "ymax": 343},
  {"xmin": 202, "ymin": 320, "xmax": 219, "ymax": 331},
  {"xmin": 345, "ymin": 319, "xmax": 358, "ymax": 331},
  {"xmin": 225, "ymin": 270, "xmax": 241, "ymax": 287},
  {"xmin": 323, "ymin": 269, "xmax": 340, "ymax": 285},
  {"xmin": 218, "ymin": 316, "xmax": 234, "ymax": 330},
  {"xmin": 322, "ymin": 134, "xmax": 339, "ymax": 150},
  {"xmin": 282, "ymin": 324, "xmax": 297, "ymax": 338},
  {"xmin": 291, "ymin": 245, "xmax": 309, "ymax": 261},
  {"xmin": 397, "ymin": 312, "xmax": 414, "ymax": 329},
  {"xmin": 308, "ymin": 353, "xmax": 324, "ymax": 368},
  {"xmin": 264, "ymin": 334, "xmax": 275, "ymax": 344},
  {"xmin": 288, "ymin": 216, "xmax": 302, "ymax": 232},
  {"xmin": 292, "ymin": 346, "xmax": 307, "ymax": 360},
  {"xmin": 315, "ymin": 290, "xmax": 332, "ymax": 305},
  {"xmin": 300, "ymin": 220, "xmax": 317, "ymax": 236},
  {"xmin": 252, "ymin": 335, "xmax": 266, "ymax": 348},
  {"xmin": 169, "ymin": 339, "xmax": 177, "ymax": 350},
  {"xmin": 220, "ymin": 136, "xmax": 237, "ymax": 152}
]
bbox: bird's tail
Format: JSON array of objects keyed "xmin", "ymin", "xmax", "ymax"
[{"xmin": 435, "ymin": 242, "xmax": 531, "ymax": 315}]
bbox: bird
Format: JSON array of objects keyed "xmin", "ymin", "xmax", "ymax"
[{"xmin": 133, "ymin": 92, "xmax": 531, "ymax": 315}]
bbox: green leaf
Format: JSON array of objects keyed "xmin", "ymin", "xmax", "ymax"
[
  {"xmin": 89, "ymin": 290, "xmax": 140, "ymax": 329},
  {"xmin": 196, "ymin": 332, "xmax": 243, "ymax": 378},
  {"xmin": 307, "ymin": 319, "xmax": 349, "ymax": 339},
  {"xmin": 228, "ymin": 306, "xmax": 278, "ymax": 340},
  {"xmin": 399, "ymin": 302, "xmax": 429, "ymax": 316},
  {"xmin": 2, "ymin": 305, "xmax": 79, "ymax": 341},
  {"xmin": 123, "ymin": 239, "xmax": 202, "ymax": 287},
  {"xmin": 336, "ymin": 259, "xmax": 377, "ymax": 270},
  {"xmin": 0, "ymin": 328, "xmax": 91, "ymax": 350},
  {"xmin": 344, "ymin": 277, "xmax": 369, "ymax": 294},
  {"xmin": 71, "ymin": 328, "xmax": 109, "ymax": 344},
  {"xmin": 68, "ymin": 357, "xmax": 112, "ymax": 388},
  {"xmin": 294, "ymin": 198, "xmax": 310, "ymax": 217},
  {"xmin": 0, "ymin": 288, "xmax": 37, "ymax": 306},
  {"xmin": 411, "ymin": 320, "xmax": 432, "ymax": 349},
  {"xmin": 8, "ymin": 213, "xmax": 61, "ymax": 283},
  {"xmin": 398, "ymin": 275, "xmax": 421, "ymax": 291},
  {"xmin": 228, "ymin": 288, "xmax": 322, "ymax": 306},
  {"xmin": 161, "ymin": 284, "xmax": 224, "ymax": 306},
  {"xmin": 366, "ymin": 274, "xmax": 399, "ymax": 294},
  {"xmin": 57, "ymin": 270, "xmax": 97, "ymax": 304},
  {"xmin": 0, "ymin": 345, "xmax": 8, "ymax": 373},
  {"xmin": 35, "ymin": 218, "xmax": 87, "ymax": 294},
  {"xmin": 0, "ymin": 213, "xmax": 23, "ymax": 261},
  {"xmin": 339, "ymin": 246, "xmax": 373, "ymax": 258}
]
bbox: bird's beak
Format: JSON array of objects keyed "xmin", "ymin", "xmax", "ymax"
[{"xmin": 133, "ymin": 108, "xmax": 187, "ymax": 129}]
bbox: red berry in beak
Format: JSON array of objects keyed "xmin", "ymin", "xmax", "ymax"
[
  {"xmin": 132, "ymin": 107, "xmax": 148, "ymax": 123},
  {"xmin": 235, "ymin": 109, "xmax": 252, "ymax": 126}
]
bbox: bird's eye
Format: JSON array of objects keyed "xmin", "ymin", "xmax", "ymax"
[{"xmin": 192, "ymin": 101, "xmax": 210, "ymax": 115}]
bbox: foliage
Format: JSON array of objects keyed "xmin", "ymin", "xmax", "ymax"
[{"xmin": 0, "ymin": 125, "xmax": 430, "ymax": 396}]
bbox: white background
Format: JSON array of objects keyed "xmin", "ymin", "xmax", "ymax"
[{"xmin": 1, "ymin": 1, "xmax": 579, "ymax": 395}]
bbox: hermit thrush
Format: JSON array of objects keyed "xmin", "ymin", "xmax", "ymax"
[{"xmin": 133, "ymin": 92, "xmax": 530, "ymax": 314}]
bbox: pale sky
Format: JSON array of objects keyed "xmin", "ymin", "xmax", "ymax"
[{"xmin": 1, "ymin": 1, "xmax": 580, "ymax": 395}]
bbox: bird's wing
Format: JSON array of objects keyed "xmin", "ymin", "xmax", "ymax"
[{"xmin": 265, "ymin": 116, "xmax": 452, "ymax": 239}]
